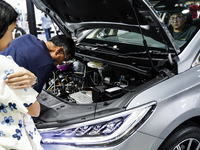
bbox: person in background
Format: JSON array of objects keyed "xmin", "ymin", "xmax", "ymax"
[
  {"xmin": 41, "ymin": 12, "xmax": 52, "ymax": 41},
  {"xmin": 0, "ymin": 1, "xmax": 43, "ymax": 149},
  {"xmin": 169, "ymin": 12, "xmax": 197, "ymax": 41},
  {"xmin": 189, "ymin": 2, "xmax": 199, "ymax": 18},
  {"xmin": 1, "ymin": 34, "xmax": 75, "ymax": 94}
]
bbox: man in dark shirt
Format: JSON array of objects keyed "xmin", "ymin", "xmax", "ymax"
[
  {"xmin": 169, "ymin": 12, "xmax": 197, "ymax": 41},
  {"xmin": 0, "ymin": 34, "xmax": 75, "ymax": 93}
]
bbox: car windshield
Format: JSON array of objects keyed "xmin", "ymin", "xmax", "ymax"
[
  {"xmin": 85, "ymin": 28, "xmax": 166, "ymax": 49},
  {"xmin": 174, "ymin": 39, "xmax": 187, "ymax": 47}
]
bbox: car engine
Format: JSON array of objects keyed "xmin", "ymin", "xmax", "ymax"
[{"xmin": 44, "ymin": 57, "xmax": 168, "ymax": 104}]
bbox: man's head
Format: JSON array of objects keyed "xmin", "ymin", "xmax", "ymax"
[
  {"xmin": 46, "ymin": 35, "xmax": 75, "ymax": 66},
  {"xmin": 170, "ymin": 12, "xmax": 186, "ymax": 32},
  {"xmin": 0, "ymin": 0, "xmax": 18, "ymax": 51}
]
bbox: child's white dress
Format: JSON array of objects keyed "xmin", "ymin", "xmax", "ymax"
[{"xmin": 0, "ymin": 55, "xmax": 43, "ymax": 150}]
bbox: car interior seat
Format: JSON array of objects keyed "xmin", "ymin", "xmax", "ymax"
[
  {"xmin": 184, "ymin": 12, "xmax": 193, "ymax": 25},
  {"xmin": 191, "ymin": 18, "xmax": 200, "ymax": 28}
]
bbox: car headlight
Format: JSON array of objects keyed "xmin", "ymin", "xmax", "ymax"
[{"xmin": 39, "ymin": 102, "xmax": 156, "ymax": 147}]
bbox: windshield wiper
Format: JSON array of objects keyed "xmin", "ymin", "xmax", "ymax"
[
  {"xmin": 95, "ymin": 43, "xmax": 119, "ymax": 50},
  {"xmin": 95, "ymin": 43, "xmax": 108, "ymax": 47},
  {"xmin": 77, "ymin": 43, "xmax": 119, "ymax": 51}
]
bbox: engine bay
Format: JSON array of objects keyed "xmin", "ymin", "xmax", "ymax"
[
  {"xmin": 44, "ymin": 55, "xmax": 176, "ymax": 104},
  {"xmin": 35, "ymin": 49, "xmax": 177, "ymax": 126}
]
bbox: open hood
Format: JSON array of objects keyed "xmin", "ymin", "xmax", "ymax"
[
  {"xmin": 31, "ymin": 0, "xmax": 179, "ymax": 52},
  {"xmin": 30, "ymin": 0, "xmax": 187, "ymax": 135}
]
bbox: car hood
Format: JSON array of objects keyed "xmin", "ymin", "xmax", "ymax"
[{"xmin": 31, "ymin": 0, "xmax": 179, "ymax": 53}]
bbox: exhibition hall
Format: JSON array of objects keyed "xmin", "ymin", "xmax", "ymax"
[{"xmin": 1, "ymin": 0, "xmax": 200, "ymax": 150}]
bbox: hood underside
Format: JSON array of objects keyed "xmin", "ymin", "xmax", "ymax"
[
  {"xmin": 40, "ymin": 0, "xmax": 147, "ymax": 24},
  {"xmin": 32, "ymin": 0, "xmax": 179, "ymax": 51}
]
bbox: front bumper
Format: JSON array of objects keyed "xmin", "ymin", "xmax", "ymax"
[{"xmin": 41, "ymin": 131, "xmax": 163, "ymax": 150}]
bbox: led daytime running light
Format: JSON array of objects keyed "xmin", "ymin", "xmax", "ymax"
[{"xmin": 40, "ymin": 102, "xmax": 155, "ymax": 147}]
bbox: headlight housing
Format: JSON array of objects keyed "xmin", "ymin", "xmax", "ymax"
[{"xmin": 39, "ymin": 102, "xmax": 156, "ymax": 147}]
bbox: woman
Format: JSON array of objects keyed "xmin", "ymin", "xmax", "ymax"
[{"xmin": 0, "ymin": 1, "xmax": 43, "ymax": 150}]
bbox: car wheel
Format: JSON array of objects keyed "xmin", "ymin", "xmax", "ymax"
[
  {"xmin": 14, "ymin": 27, "xmax": 26, "ymax": 38},
  {"xmin": 158, "ymin": 121, "xmax": 200, "ymax": 150}
]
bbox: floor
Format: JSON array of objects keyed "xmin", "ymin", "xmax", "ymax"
[
  {"xmin": 16, "ymin": 20, "xmax": 57, "ymax": 42},
  {"xmin": 37, "ymin": 33, "xmax": 47, "ymax": 42},
  {"xmin": 37, "ymin": 33, "xmax": 56, "ymax": 42}
]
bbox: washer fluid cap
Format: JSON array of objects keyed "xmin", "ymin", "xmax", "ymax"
[{"xmin": 87, "ymin": 61, "xmax": 103, "ymax": 68}]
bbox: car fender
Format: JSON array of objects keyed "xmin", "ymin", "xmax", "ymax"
[{"xmin": 126, "ymin": 64, "xmax": 200, "ymax": 138}]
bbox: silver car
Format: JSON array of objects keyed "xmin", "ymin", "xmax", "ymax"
[{"xmin": 31, "ymin": 0, "xmax": 200, "ymax": 149}]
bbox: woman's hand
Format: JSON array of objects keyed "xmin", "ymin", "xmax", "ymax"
[{"xmin": 5, "ymin": 67, "xmax": 36, "ymax": 89}]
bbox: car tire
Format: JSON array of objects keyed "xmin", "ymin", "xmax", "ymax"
[
  {"xmin": 14, "ymin": 27, "xmax": 26, "ymax": 38},
  {"xmin": 158, "ymin": 121, "xmax": 200, "ymax": 150}
]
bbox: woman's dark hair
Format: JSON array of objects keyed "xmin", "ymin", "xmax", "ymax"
[
  {"xmin": 49, "ymin": 35, "xmax": 75, "ymax": 59},
  {"xmin": 0, "ymin": 0, "xmax": 18, "ymax": 39}
]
